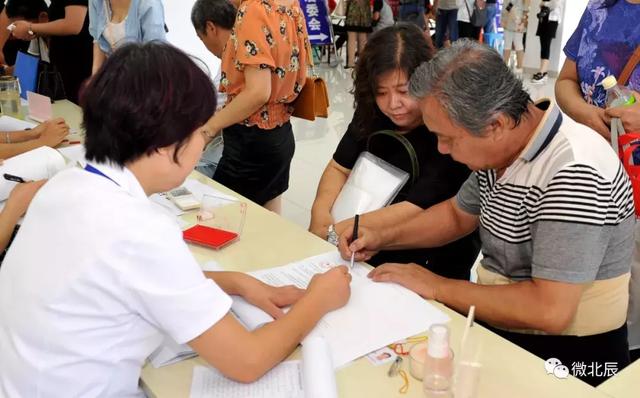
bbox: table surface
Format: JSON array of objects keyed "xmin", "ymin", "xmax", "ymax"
[
  {"xmin": 140, "ymin": 174, "xmax": 612, "ymax": 398},
  {"xmin": 51, "ymin": 102, "xmax": 635, "ymax": 398},
  {"xmin": 597, "ymin": 358, "xmax": 640, "ymax": 398}
]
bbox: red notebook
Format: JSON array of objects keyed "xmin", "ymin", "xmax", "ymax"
[{"xmin": 183, "ymin": 225, "xmax": 239, "ymax": 250}]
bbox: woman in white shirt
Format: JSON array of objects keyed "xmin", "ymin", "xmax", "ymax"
[
  {"xmin": 457, "ymin": 0, "xmax": 481, "ymax": 41},
  {"xmin": 0, "ymin": 42, "xmax": 351, "ymax": 397}
]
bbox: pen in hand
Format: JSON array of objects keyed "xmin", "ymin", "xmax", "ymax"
[
  {"xmin": 3, "ymin": 173, "xmax": 28, "ymax": 183},
  {"xmin": 350, "ymin": 214, "xmax": 359, "ymax": 269}
]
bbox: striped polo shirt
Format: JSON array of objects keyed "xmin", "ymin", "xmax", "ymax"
[{"xmin": 455, "ymin": 99, "xmax": 635, "ymax": 335}]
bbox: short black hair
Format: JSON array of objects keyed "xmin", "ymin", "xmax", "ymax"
[
  {"xmin": 191, "ymin": 0, "xmax": 237, "ymax": 33},
  {"xmin": 81, "ymin": 42, "xmax": 216, "ymax": 166},
  {"xmin": 6, "ymin": 0, "xmax": 48, "ymax": 20}
]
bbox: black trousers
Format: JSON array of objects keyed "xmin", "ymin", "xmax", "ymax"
[
  {"xmin": 457, "ymin": 21, "xmax": 481, "ymax": 41},
  {"xmin": 538, "ymin": 33, "xmax": 554, "ymax": 60}
]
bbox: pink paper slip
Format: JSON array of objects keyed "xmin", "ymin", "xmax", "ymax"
[{"xmin": 27, "ymin": 91, "xmax": 52, "ymax": 123}]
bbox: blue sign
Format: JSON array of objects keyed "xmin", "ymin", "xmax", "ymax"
[{"xmin": 300, "ymin": 0, "xmax": 333, "ymax": 46}]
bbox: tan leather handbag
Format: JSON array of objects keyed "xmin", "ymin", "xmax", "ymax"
[{"xmin": 292, "ymin": 42, "xmax": 329, "ymax": 121}]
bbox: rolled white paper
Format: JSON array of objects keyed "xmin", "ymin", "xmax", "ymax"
[{"xmin": 301, "ymin": 336, "xmax": 338, "ymax": 398}]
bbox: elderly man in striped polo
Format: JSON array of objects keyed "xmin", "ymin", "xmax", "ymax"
[{"xmin": 339, "ymin": 40, "xmax": 635, "ymax": 386}]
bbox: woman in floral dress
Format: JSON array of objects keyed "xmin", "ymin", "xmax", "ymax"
[
  {"xmin": 203, "ymin": 0, "xmax": 309, "ymax": 213},
  {"xmin": 344, "ymin": 0, "xmax": 372, "ymax": 68}
]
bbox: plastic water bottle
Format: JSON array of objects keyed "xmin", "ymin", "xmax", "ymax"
[
  {"xmin": 603, "ymin": 75, "xmax": 636, "ymax": 108},
  {"xmin": 423, "ymin": 324, "xmax": 453, "ymax": 398},
  {"xmin": 602, "ymin": 75, "xmax": 636, "ymax": 155}
]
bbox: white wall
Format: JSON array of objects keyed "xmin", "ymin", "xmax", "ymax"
[
  {"xmin": 161, "ymin": 0, "xmax": 221, "ymax": 80},
  {"xmin": 523, "ymin": 0, "xmax": 588, "ymax": 75}
]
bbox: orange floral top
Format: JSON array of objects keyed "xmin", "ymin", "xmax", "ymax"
[{"xmin": 220, "ymin": 0, "xmax": 309, "ymax": 130}]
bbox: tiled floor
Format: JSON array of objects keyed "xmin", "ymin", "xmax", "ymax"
[{"xmin": 282, "ymin": 62, "xmax": 558, "ymax": 230}]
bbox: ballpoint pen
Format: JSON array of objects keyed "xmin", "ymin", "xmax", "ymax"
[
  {"xmin": 3, "ymin": 173, "xmax": 28, "ymax": 183},
  {"xmin": 350, "ymin": 214, "xmax": 359, "ymax": 269}
]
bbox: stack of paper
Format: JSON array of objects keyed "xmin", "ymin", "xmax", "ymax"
[
  {"xmin": 189, "ymin": 336, "xmax": 337, "ymax": 398},
  {"xmin": 190, "ymin": 362, "xmax": 303, "ymax": 398}
]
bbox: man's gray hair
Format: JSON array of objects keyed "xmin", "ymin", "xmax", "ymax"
[
  {"xmin": 191, "ymin": 0, "xmax": 237, "ymax": 33},
  {"xmin": 409, "ymin": 39, "xmax": 531, "ymax": 135}
]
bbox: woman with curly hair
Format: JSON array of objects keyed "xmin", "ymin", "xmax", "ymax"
[{"xmin": 310, "ymin": 24, "xmax": 480, "ymax": 280}]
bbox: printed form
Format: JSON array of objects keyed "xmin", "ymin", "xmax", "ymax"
[{"xmin": 250, "ymin": 251, "xmax": 450, "ymax": 368}]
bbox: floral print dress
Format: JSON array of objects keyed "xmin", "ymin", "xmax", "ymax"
[
  {"xmin": 345, "ymin": 0, "xmax": 372, "ymax": 33},
  {"xmin": 220, "ymin": 0, "xmax": 310, "ymax": 129},
  {"xmin": 563, "ymin": 0, "xmax": 640, "ymax": 108}
]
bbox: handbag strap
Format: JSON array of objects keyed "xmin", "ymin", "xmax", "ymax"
[
  {"xmin": 366, "ymin": 130, "xmax": 420, "ymax": 185},
  {"xmin": 463, "ymin": 0, "xmax": 472, "ymax": 17},
  {"xmin": 302, "ymin": 37, "xmax": 319, "ymax": 77},
  {"xmin": 619, "ymin": 46, "xmax": 640, "ymax": 87}
]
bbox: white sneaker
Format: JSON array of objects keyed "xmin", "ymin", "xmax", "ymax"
[{"xmin": 514, "ymin": 68, "xmax": 524, "ymax": 78}]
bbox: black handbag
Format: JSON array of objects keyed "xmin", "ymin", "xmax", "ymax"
[
  {"xmin": 34, "ymin": 38, "xmax": 66, "ymax": 101},
  {"xmin": 536, "ymin": 5, "xmax": 550, "ymax": 20},
  {"xmin": 37, "ymin": 61, "xmax": 66, "ymax": 101},
  {"xmin": 464, "ymin": 0, "xmax": 489, "ymax": 28}
]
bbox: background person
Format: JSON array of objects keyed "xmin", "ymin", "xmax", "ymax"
[
  {"xmin": 344, "ymin": 0, "xmax": 371, "ymax": 68},
  {"xmin": 372, "ymin": 0, "xmax": 394, "ymax": 32},
  {"xmin": 433, "ymin": 0, "xmax": 459, "ymax": 48},
  {"xmin": 202, "ymin": 0, "xmax": 310, "ymax": 214},
  {"xmin": 457, "ymin": 0, "xmax": 481, "ymax": 41},
  {"xmin": 9, "ymin": 0, "xmax": 93, "ymax": 103},
  {"xmin": 89, "ymin": 0, "xmax": 167, "ymax": 75},
  {"xmin": 0, "ymin": 0, "xmax": 48, "ymax": 72},
  {"xmin": 501, "ymin": 0, "xmax": 529, "ymax": 75},
  {"xmin": 191, "ymin": 0, "xmax": 236, "ymax": 178},
  {"xmin": 555, "ymin": 0, "xmax": 640, "ymax": 362},
  {"xmin": 531, "ymin": 0, "xmax": 563, "ymax": 84},
  {"xmin": 483, "ymin": 0, "xmax": 498, "ymax": 33}
]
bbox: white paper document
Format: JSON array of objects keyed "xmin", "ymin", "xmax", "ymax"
[
  {"xmin": 0, "ymin": 146, "xmax": 67, "ymax": 200},
  {"xmin": 148, "ymin": 335, "xmax": 198, "ymax": 368},
  {"xmin": 0, "ymin": 115, "xmax": 36, "ymax": 131},
  {"xmin": 250, "ymin": 251, "xmax": 449, "ymax": 368},
  {"xmin": 57, "ymin": 145, "xmax": 86, "ymax": 166},
  {"xmin": 190, "ymin": 362, "xmax": 303, "ymax": 398},
  {"xmin": 189, "ymin": 336, "xmax": 337, "ymax": 398}
]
